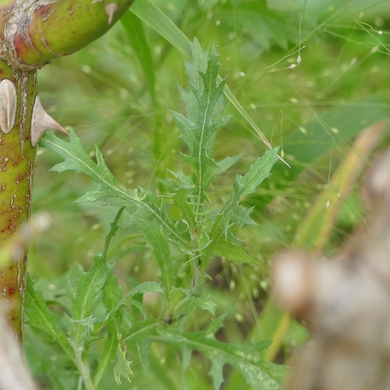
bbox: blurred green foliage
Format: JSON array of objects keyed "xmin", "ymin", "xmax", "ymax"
[{"xmin": 26, "ymin": 0, "xmax": 390, "ymax": 388}]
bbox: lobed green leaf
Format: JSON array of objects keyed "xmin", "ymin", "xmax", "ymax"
[
  {"xmin": 154, "ymin": 316, "xmax": 285, "ymax": 390},
  {"xmin": 25, "ymin": 277, "xmax": 75, "ymax": 365},
  {"xmin": 40, "ymin": 130, "xmax": 188, "ymax": 249},
  {"xmin": 114, "ymin": 344, "xmax": 133, "ymax": 385}
]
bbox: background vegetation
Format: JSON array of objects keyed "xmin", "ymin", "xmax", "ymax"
[{"xmin": 24, "ymin": 0, "xmax": 390, "ymax": 388}]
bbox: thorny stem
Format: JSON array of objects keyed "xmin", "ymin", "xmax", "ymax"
[
  {"xmin": 189, "ymin": 224, "xmax": 205, "ymax": 297},
  {"xmin": 191, "ymin": 257, "xmax": 205, "ymax": 297},
  {"xmin": 0, "ymin": 62, "xmax": 37, "ymax": 339},
  {"xmin": 0, "ymin": 0, "xmax": 133, "ymax": 340}
]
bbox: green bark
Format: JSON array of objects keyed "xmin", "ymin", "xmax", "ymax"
[
  {"xmin": 5, "ymin": 0, "xmax": 134, "ymax": 67},
  {"xmin": 0, "ymin": 61, "xmax": 37, "ymax": 338},
  {"xmin": 0, "ymin": 0, "xmax": 133, "ymax": 340}
]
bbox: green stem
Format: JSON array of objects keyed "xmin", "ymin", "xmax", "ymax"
[
  {"xmin": 79, "ymin": 360, "xmax": 95, "ymax": 390},
  {"xmin": 191, "ymin": 256, "xmax": 205, "ymax": 297},
  {"xmin": 0, "ymin": 61, "xmax": 37, "ymax": 340},
  {"xmin": 2, "ymin": 0, "xmax": 134, "ymax": 67}
]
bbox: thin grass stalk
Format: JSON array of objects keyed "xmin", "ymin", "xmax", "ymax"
[
  {"xmin": 266, "ymin": 122, "xmax": 386, "ymax": 362},
  {"xmin": 224, "ymin": 122, "xmax": 386, "ymax": 390}
]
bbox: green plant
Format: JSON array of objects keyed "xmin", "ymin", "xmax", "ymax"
[
  {"xmin": 20, "ymin": 0, "xmax": 390, "ymax": 388},
  {"xmin": 0, "ymin": 0, "xmax": 133, "ymax": 339},
  {"xmin": 25, "ymin": 40, "xmax": 285, "ymax": 389}
]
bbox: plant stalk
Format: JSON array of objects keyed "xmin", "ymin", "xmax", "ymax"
[{"xmin": 0, "ymin": 60, "xmax": 38, "ymax": 339}]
